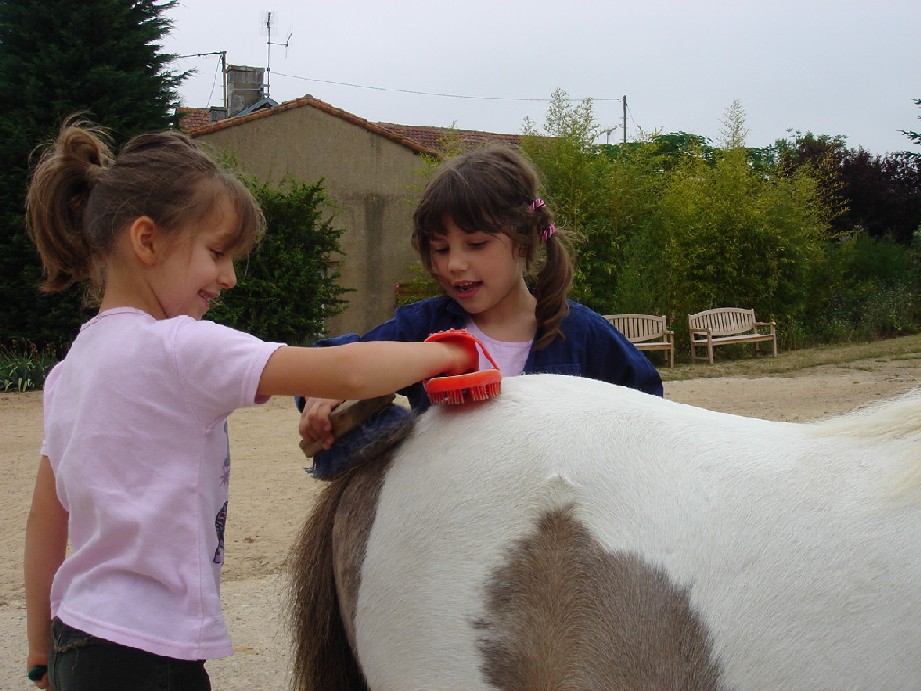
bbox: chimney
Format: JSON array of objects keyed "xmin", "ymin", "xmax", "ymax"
[
  {"xmin": 225, "ymin": 65, "xmax": 265, "ymax": 116},
  {"xmin": 208, "ymin": 106, "xmax": 227, "ymax": 123}
]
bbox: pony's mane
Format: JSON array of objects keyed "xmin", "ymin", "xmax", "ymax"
[{"xmin": 808, "ymin": 387, "xmax": 921, "ymax": 441}]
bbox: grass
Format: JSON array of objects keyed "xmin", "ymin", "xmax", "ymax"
[{"xmin": 658, "ymin": 332, "xmax": 921, "ymax": 382}]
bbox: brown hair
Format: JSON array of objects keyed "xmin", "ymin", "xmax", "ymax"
[
  {"xmin": 26, "ymin": 115, "xmax": 264, "ymax": 303},
  {"xmin": 412, "ymin": 145, "xmax": 573, "ymax": 349}
]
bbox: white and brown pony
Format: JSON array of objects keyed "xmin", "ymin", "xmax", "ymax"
[{"xmin": 289, "ymin": 374, "xmax": 921, "ymax": 690}]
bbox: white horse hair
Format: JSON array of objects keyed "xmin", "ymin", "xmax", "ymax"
[{"xmin": 289, "ymin": 374, "xmax": 921, "ymax": 690}]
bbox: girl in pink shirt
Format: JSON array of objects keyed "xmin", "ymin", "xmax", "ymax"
[{"xmin": 23, "ymin": 117, "xmax": 474, "ymax": 690}]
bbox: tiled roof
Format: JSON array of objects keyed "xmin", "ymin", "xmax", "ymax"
[
  {"xmin": 177, "ymin": 107, "xmax": 210, "ymax": 132},
  {"xmin": 375, "ymin": 123, "xmax": 522, "ymax": 151},
  {"xmin": 179, "ymin": 95, "xmax": 523, "ymax": 157},
  {"xmin": 184, "ymin": 95, "xmax": 438, "ymax": 157}
]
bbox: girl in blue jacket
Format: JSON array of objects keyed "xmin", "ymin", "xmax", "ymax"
[{"xmin": 299, "ymin": 145, "xmax": 662, "ymax": 448}]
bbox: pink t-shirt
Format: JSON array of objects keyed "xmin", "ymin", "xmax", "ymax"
[
  {"xmin": 41, "ymin": 307, "xmax": 283, "ymax": 660},
  {"xmin": 464, "ymin": 321, "xmax": 531, "ymax": 376}
]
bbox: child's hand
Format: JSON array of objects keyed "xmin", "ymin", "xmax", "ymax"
[
  {"xmin": 26, "ymin": 655, "xmax": 48, "ymax": 689},
  {"xmin": 425, "ymin": 329, "xmax": 482, "ymax": 376},
  {"xmin": 439, "ymin": 343, "xmax": 477, "ymax": 376},
  {"xmin": 299, "ymin": 398, "xmax": 344, "ymax": 450}
]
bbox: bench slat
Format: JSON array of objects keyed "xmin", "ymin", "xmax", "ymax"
[{"xmin": 604, "ymin": 314, "xmax": 674, "ymax": 368}]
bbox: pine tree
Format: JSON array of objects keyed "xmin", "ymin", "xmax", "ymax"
[{"xmin": 0, "ymin": 0, "xmax": 183, "ymax": 348}]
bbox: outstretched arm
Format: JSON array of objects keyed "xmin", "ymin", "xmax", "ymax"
[
  {"xmin": 258, "ymin": 340, "xmax": 473, "ymax": 400},
  {"xmin": 24, "ymin": 456, "xmax": 68, "ymax": 689}
]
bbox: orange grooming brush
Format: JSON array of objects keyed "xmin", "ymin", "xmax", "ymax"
[{"xmin": 423, "ymin": 329, "xmax": 502, "ymax": 405}]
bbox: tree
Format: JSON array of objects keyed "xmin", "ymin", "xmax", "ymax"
[
  {"xmin": 838, "ymin": 149, "xmax": 921, "ymax": 244},
  {"xmin": 718, "ymin": 99, "xmax": 749, "ymax": 150},
  {"xmin": 774, "ymin": 130, "xmax": 921, "ymax": 244},
  {"xmin": 522, "ymin": 88, "xmax": 604, "ymax": 244},
  {"xmin": 900, "ymin": 98, "xmax": 921, "ymax": 157},
  {"xmin": 521, "ymin": 88, "xmax": 635, "ymax": 310},
  {"xmin": 771, "ymin": 131, "xmax": 848, "ymax": 232},
  {"xmin": 207, "ymin": 176, "xmax": 349, "ymax": 345},
  {"xmin": 652, "ymin": 142, "xmax": 827, "ymax": 330},
  {"xmin": 0, "ymin": 0, "xmax": 183, "ymax": 349}
]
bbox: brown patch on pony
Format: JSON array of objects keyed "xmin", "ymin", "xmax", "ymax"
[
  {"xmin": 475, "ymin": 508, "xmax": 723, "ymax": 690},
  {"xmin": 288, "ymin": 412, "xmax": 416, "ymax": 691}
]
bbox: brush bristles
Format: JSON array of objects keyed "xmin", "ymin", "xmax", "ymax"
[
  {"xmin": 431, "ymin": 381, "xmax": 501, "ymax": 405},
  {"xmin": 443, "ymin": 389, "xmax": 465, "ymax": 405},
  {"xmin": 469, "ymin": 382, "xmax": 501, "ymax": 401}
]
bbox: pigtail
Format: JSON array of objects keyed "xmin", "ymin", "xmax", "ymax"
[
  {"xmin": 530, "ymin": 202, "xmax": 574, "ymax": 350},
  {"xmin": 26, "ymin": 118, "xmax": 113, "ymax": 293}
]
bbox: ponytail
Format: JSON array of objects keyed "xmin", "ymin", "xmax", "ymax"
[{"xmin": 26, "ymin": 118, "xmax": 114, "ymax": 294}]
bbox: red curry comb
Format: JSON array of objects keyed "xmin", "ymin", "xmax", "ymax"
[{"xmin": 423, "ymin": 329, "xmax": 502, "ymax": 405}]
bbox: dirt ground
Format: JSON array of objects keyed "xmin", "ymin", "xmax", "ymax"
[{"xmin": 2, "ymin": 355, "xmax": 919, "ymax": 689}]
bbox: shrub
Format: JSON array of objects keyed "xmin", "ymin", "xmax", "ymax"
[
  {"xmin": 800, "ymin": 233, "xmax": 918, "ymax": 344},
  {"xmin": 207, "ymin": 176, "xmax": 348, "ymax": 345},
  {"xmin": 0, "ymin": 341, "xmax": 58, "ymax": 392}
]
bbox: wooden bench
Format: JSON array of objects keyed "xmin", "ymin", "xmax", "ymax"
[
  {"xmin": 604, "ymin": 314, "xmax": 675, "ymax": 368},
  {"xmin": 688, "ymin": 307, "xmax": 777, "ymax": 364}
]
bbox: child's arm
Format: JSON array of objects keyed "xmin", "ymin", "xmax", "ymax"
[
  {"xmin": 258, "ymin": 340, "xmax": 473, "ymax": 399},
  {"xmin": 24, "ymin": 456, "xmax": 68, "ymax": 688}
]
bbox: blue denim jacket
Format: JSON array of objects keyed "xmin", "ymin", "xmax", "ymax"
[{"xmin": 298, "ymin": 296, "xmax": 663, "ymax": 413}]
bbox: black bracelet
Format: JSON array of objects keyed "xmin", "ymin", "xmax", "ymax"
[{"xmin": 27, "ymin": 664, "xmax": 48, "ymax": 681}]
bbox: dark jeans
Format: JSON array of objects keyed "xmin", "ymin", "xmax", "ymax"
[{"xmin": 49, "ymin": 618, "xmax": 211, "ymax": 691}]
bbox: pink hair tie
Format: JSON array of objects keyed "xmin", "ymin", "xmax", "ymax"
[{"xmin": 531, "ymin": 199, "xmax": 554, "ymax": 242}]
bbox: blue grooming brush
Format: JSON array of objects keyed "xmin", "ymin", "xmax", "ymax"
[{"xmin": 300, "ymin": 394, "xmax": 415, "ymax": 480}]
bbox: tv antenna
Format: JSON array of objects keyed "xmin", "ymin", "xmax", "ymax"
[{"xmin": 263, "ymin": 11, "xmax": 293, "ymax": 100}]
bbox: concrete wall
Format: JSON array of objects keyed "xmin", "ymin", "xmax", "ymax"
[{"xmin": 194, "ymin": 105, "xmax": 430, "ymax": 338}]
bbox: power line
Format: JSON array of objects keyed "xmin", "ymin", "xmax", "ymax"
[
  {"xmin": 625, "ymin": 98, "xmax": 641, "ymax": 138},
  {"xmin": 270, "ymin": 71, "xmax": 623, "ymax": 104},
  {"xmin": 176, "ymin": 51, "xmax": 227, "ymax": 108}
]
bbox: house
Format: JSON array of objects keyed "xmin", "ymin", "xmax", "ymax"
[
  {"xmin": 186, "ymin": 94, "xmax": 440, "ymax": 337},
  {"xmin": 185, "ymin": 88, "xmax": 521, "ymax": 338}
]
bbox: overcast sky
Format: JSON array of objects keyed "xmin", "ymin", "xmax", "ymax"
[{"xmin": 163, "ymin": 1, "xmax": 920, "ymax": 156}]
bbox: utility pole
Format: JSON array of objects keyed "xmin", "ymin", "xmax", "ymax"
[
  {"xmin": 177, "ymin": 51, "xmax": 228, "ymax": 109},
  {"xmin": 220, "ymin": 51, "xmax": 227, "ymax": 110},
  {"xmin": 622, "ymin": 95, "xmax": 627, "ymax": 144}
]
